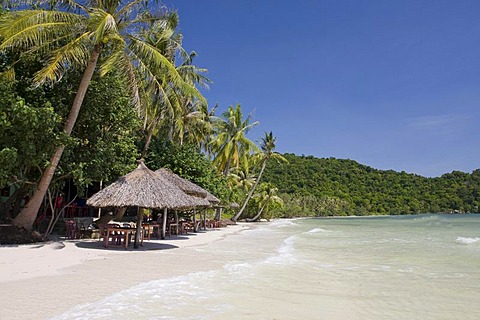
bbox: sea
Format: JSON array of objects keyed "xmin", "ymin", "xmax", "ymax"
[{"xmin": 52, "ymin": 214, "xmax": 480, "ymax": 320}]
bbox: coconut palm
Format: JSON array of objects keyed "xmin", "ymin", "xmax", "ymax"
[
  {"xmin": 249, "ymin": 184, "xmax": 283, "ymax": 222},
  {"xmin": 232, "ymin": 131, "xmax": 287, "ymax": 222},
  {"xmin": 0, "ymin": 1, "xmax": 186, "ymax": 230},
  {"xmin": 228, "ymin": 165, "xmax": 256, "ymax": 194},
  {"xmin": 211, "ymin": 104, "xmax": 259, "ymax": 177},
  {"xmin": 139, "ymin": 21, "xmax": 209, "ymax": 157},
  {"xmin": 170, "ymin": 53, "xmax": 212, "ymax": 147}
]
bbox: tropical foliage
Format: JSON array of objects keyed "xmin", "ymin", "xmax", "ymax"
[
  {"xmin": 2, "ymin": 1, "xmax": 478, "ymax": 240},
  {"xmin": 211, "ymin": 104, "xmax": 259, "ymax": 176},
  {"xmin": 0, "ymin": 0, "xmax": 198, "ymax": 229},
  {"xmin": 263, "ymin": 154, "xmax": 480, "ymax": 217},
  {"xmin": 232, "ymin": 131, "xmax": 286, "ymax": 221}
]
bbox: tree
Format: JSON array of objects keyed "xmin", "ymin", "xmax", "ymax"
[
  {"xmin": 211, "ymin": 104, "xmax": 259, "ymax": 176},
  {"xmin": 0, "ymin": 1, "xmax": 185, "ymax": 229},
  {"xmin": 249, "ymin": 184, "xmax": 283, "ymax": 221},
  {"xmin": 138, "ymin": 13, "xmax": 206, "ymax": 158},
  {"xmin": 232, "ymin": 131, "xmax": 286, "ymax": 222},
  {"xmin": 170, "ymin": 52, "xmax": 212, "ymax": 148}
]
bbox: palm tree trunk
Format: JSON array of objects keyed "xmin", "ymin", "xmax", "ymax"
[
  {"xmin": 141, "ymin": 127, "xmax": 155, "ymax": 159},
  {"xmin": 232, "ymin": 159, "xmax": 267, "ymax": 222},
  {"xmin": 13, "ymin": 46, "xmax": 102, "ymax": 230},
  {"xmin": 250, "ymin": 201, "xmax": 267, "ymax": 222}
]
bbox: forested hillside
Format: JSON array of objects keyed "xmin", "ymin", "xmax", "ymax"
[{"xmin": 262, "ymin": 153, "xmax": 480, "ymax": 216}]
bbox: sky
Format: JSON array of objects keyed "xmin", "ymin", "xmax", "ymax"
[{"xmin": 163, "ymin": 0, "xmax": 480, "ymax": 177}]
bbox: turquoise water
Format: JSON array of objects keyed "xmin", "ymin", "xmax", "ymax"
[{"xmin": 53, "ymin": 214, "xmax": 480, "ymax": 320}]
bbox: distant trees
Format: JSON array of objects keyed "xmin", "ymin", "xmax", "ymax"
[{"xmin": 262, "ymin": 154, "xmax": 480, "ymax": 217}]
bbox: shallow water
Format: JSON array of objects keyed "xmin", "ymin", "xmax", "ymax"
[{"xmin": 52, "ymin": 214, "xmax": 480, "ymax": 320}]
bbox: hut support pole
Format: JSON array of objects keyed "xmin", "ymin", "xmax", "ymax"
[
  {"xmin": 162, "ymin": 208, "xmax": 167, "ymax": 239},
  {"xmin": 193, "ymin": 207, "xmax": 197, "ymax": 233},
  {"xmin": 203, "ymin": 210, "xmax": 207, "ymax": 230},
  {"xmin": 174, "ymin": 211, "xmax": 179, "ymax": 235},
  {"xmin": 134, "ymin": 207, "xmax": 143, "ymax": 249}
]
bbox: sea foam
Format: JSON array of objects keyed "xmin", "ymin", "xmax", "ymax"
[
  {"xmin": 456, "ymin": 236, "xmax": 480, "ymax": 245},
  {"xmin": 305, "ymin": 227, "xmax": 329, "ymax": 234}
]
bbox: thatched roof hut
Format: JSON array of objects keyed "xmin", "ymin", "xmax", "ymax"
[
  {"xmin": 156, "ymin": 168, "xmax": 207, "ymax": 197},
  {"xmin": 178, "ymin": 194, "xmax": 211, "ymax": 208},
  {"xmin": 155, "ymin": 168, "xmax": 220, "ymax": 232},
  {"xmin": 205, "ymin": 191, "xmax": 220, "ymax": 205},
  {"xmin": 156, "ymin": 168, "xmax": 220, "ymax": 207},
  {"xmin": 87, "ymin": 162, "xmax": 195, "ymax": 209}
]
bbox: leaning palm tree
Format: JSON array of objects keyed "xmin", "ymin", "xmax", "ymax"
[
  {"xmin": 249, "ymin": 184, "xmax": 283, "ymax": 222},
  {"xmin": 0, "ymin": 1, "xmax": 186, "ymax": 230},
  {"xmin": 228, "ymin": 164, "xmax": 256, "ymax": 194},
  {"xmin": 210, "ymin": 104, "xmax": 259, "ymax": 177},
  {"xmin": 232, "ymin": 131, "xmax": 287, "ymax": 222}
]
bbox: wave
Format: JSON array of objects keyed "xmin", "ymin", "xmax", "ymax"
[
  {"xmin": 52, "ymin": 270, "xmax": 219, "ymax": 319},
  {"xmin": 456, "ymin": 236, "xmax": 480, "ymax": 245},
  {"xmin": 268, "ymin": 219, "xmax": 298, "ymax": 228},
  {"xmin": 264, "ymin": 235, "xmax": 297, "ymax": 265},
  {"xmin": 305, "ymin": 227, "xmax": 329, "ymax": 234}
]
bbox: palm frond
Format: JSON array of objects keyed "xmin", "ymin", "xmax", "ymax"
[
  {"xmin": 33, "ymin": 31, "xmax": 93, "ymax": 85},
  {"xmin": 88, "ymin": 8, "xmax": 119, "ymax": 45},
  {"xmin": 0, "ymin": 10, "xmax": 84, "ymax": 51},
  {"xmin": 128, "ymin": 35, "xmax": 183, "ymax": 85},
  {"xmin": 100, "ymin": 49, "xmax": 141, "ymax": 108}
]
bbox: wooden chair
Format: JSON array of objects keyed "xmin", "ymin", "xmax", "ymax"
[{"xmin": 65, "ymin": 220, "xmax": 81, "ymax": 239}]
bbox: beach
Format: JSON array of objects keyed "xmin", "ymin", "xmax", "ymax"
[
  {"xmin": 0, "ymin": 223, "xmax": 252, "ymax": 319},
  {"xmin": 2, "ymin": 216, "xmax": 480, "ymax": 320}
]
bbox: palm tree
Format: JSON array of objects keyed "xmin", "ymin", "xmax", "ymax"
[
  {"xmin": 232, "ymin": 131, "xmax": 287, "ymax": 222},
  {"xmin": 211, "ymin": 104, "xmax": 259, "ymax": 177},
  {"xmin": 170, "ymin": 53, "xmax": 212, "ymax": 147},
  {"xmin": 139, "ymin": 20, "xmax": 209, "ymax": 158},
  {"xmin": 228, "ymin": 165, "xmax": 256, "ymax": 194},
  {"xmin": 0, "ymin": 1, "xmax": 185, "ymax": 230},
  {"xmin": 249, "ymin": 184, "xmax": 284, "ymax": 222}
]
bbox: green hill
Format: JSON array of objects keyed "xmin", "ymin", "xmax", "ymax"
[{"xmin": 262, "ymin": 153, "xmax": 480, "ymax": 216}]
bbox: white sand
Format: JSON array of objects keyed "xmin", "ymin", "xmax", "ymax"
[{"xmin": 0, "ymin": 224, "xmax": 251, "ymax": 319}]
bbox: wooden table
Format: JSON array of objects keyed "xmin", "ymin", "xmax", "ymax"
[
  {"xmin": 101, "ymin": 225, "xmax": 143, "ymax": 249},
  {"xmin": 143, "ymin": 222, "xmax": 162, "ymax": 240}
]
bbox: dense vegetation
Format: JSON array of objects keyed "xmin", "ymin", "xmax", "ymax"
[
  {"xmin": 262, "ymin": 154, "xmax": 480, "ymax": 217},
  {"xmin": 1, "ymin": 2, "xmax": 478, "ymax": 242},
  {"xmin": 0, "ymin": 1, "xmax": 274, "ymax": 232}
]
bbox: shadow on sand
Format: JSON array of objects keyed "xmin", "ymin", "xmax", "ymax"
[{"xmin": 74, "ymin": 239, "xmax": 179, "ymax": 251}]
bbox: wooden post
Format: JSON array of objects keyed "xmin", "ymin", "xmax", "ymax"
[
  {"xmin": 134, "ymin": 207, "xmax": 143, "ymax": 249},
  {"xmin": 193, "ymin": 207, "xmax": 197, "ymax": 232},
  {"xmin": 174, "ymin": 210, "xmax": 179, "ymax": 235},
  {"xmin": 202, "ymin": 210, "xmax": 206, "ymax": 230},
  {"xmin": 161, "ymin": 207, "xmax": 167, "ymax": 239}
]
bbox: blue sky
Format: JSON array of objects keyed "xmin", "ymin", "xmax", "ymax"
[{"xmin": 164, "ymin": 0, "xmax": 480, "ymax": 177}]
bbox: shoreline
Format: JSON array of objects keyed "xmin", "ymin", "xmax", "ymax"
[{"xmin": 0, "ymin": 223, "xmax": 254, "ymax": 319}]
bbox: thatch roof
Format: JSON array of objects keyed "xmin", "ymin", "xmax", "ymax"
[
  {"xmin": 183, "ymin": 194, "xmax": 211, "ymax": 208},
  {"xmin": 87, "ymin": 162, "xmax": 196, "ymax": 209},
  {"xmin": 156, "ymin": 168, "xmax": 207, "ymax": 197},
  {"xmin": 156, "ymin": 168, "xmax": 221, "ymax": 207},
  {"xmin": 205, "ymin": 191, "xmax": 220, "ymax": 205}
]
